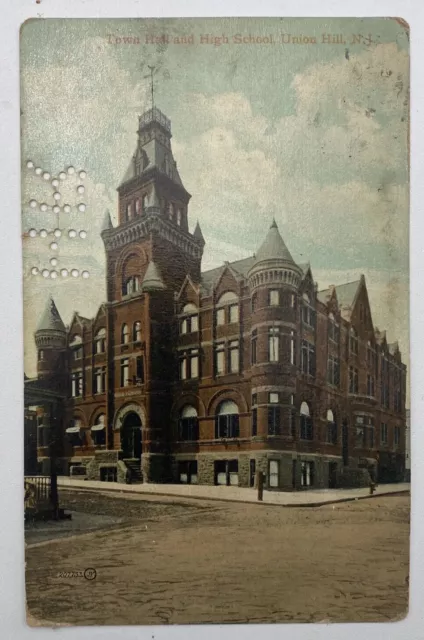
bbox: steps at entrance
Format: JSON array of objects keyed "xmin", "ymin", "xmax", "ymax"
[{"xmin": 123, "ymin": 458, "xmax": 142, "ymax": 483}]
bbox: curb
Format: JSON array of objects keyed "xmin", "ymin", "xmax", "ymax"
[{"xmin": 57, "ymin": 481, "xmax": 410, "ymax": 509}]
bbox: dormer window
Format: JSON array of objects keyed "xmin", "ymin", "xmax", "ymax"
[
  {"xmin": 70, "ymin": 334, "xmax": 83, "ymax": 360},
  {"xmin": 216, "ymin": 292, "xmax": 239, "ymax": 326},
  {"xmin": 302, "ymin": 293, "xmax": 316, "ymax": 328},
  {"xmin": 180, "ymin": 303, "xmax": 199, "ymax": 334},
  {"xmin": 328, "ymin": 313, "xmax": 340, "ymax": 343},
  {"xmin": 94, "ymin": 328, "xmax": 106, "ymax": 354},
  {"xmin": 349, "ymin": 327, "xmax": 358, "ymax": 355}
]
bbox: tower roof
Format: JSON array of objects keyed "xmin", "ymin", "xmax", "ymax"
[
  {"xmin": 193, "ymin": 221, "xmax": 205, "ymax": 245},
  {"xmin": 36, "ymin": 296, "xmax": 66, "ymax": 333},
  {"xmin": 253, "ymin": 219, "xmax": 294, "ymax": 265},
  {"xmin": 141, "ymin": 260, "xmax": 166, "ymax": 292},
  {"xmin": 101, "ymin": 209, "xmax": 113, "ymax": 231}
]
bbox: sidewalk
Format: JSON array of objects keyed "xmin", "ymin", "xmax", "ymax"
[{"xmin": 57, "ymin": 476, "xmax": 410, "ymax": 507}]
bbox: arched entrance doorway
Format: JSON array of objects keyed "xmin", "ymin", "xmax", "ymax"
[{"xmin": 121, "ymin": 412, "xmax": 142, "ymax": 459}]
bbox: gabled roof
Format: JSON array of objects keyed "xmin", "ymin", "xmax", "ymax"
[
  {"xmin": 318, "ymin": 280, "xmax": 361, "ymax": 309},
  {"xmin": 298, "ymin": 262, "xmax": 311, "ymax": 276},
  {"xmin": 176, "ymin": 274, "xmax": 200, "ymax": 301},
  {"xmin": 36, "ymin": 296, "xmax": 66, "ymax": 333},
  {"xmin": 252, "ymin": 219, "xmax": 294, "ymax": 266},
  {"xmin": 201, "ymin": 256, "xmax": 255, "ymax": 295}
]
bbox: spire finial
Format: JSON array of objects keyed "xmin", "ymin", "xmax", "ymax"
[
  {"xmin": 147, "ymin": 65, "xmax": 155, "ymax": 110},
  {"xmin": 271, "ymin": 217, "xmax": 277, "ymax": 229}
]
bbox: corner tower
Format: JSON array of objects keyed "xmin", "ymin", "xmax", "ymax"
[
  {"xmin": 34, "ymin": 296, "xmax": 67, "ymax": 384},
  {"xmin": 248, "ymin": 220, "xmax": 302, "ymax": 440}
]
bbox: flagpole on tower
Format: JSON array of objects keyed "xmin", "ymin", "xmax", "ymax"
[{"xmin": 148, "ymin": 65, "xmax": 155, "ymax": 111}]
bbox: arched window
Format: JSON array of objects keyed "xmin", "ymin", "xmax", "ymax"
[
  {"xmin": 121, "ymin": 324, "xmax": 129, "ymax": 345},
  {"xmin": 123, "ymin": 275, "xmax": 140, "ymax": 296},
  {"xmin": 176, "ymin": 209, "xmax": 182, "ymax": 226},
  {"xmin": 216, "ymin": 291, "xmax": 239, "ymax": 326},
  {"xmin": 91, "ymin": 413, "xmax": 106, "ymax": 447},
  {"xmin": 180, "ymin": 303, "xmax": 199, "ymax": 334},
  {"xmin": 135, "ymin": 198, "xmax": 141, "ymax": 215},
  {"xmin": 168, "ymin": 202, "xmax": 174, "ymax": 220},
  {"xmin": 94, "ymin": 327, "xmax": 106, "ymax": 354},
  {"xmin": 349, "ymin": 326, "xmax": 358, "ymax": 355},
  {"xmin": 142, "ymin": 193, "xmax": 148, "ymax": 211},
  {"xmin": 70, "ymin": 334, "xmax": 83, "ymax": 360},
  {"xmin": 66, "ymin": 417, "xmax": 84, "ymax": 446},
  {"xmin": 215, "ymin": 400, "xmax": 239, "ymax": 439},
  {"xmin": 326, "ymin": 409, "xmax": 337, "ymax": 444},
  {"xmin": 133, "ymin": 321, "xmax": 142, "ymax": 342},
  {"xmin": 179, "ymin": 405, "xmax": 199, "ymax": 441},
  {"xmin": 300, "ymin": 401, "xmax": 313, "ymax": 440}
]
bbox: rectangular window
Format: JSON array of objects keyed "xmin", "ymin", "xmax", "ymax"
[
  {"xmin": 179, "ymin": 357, "xmax": 187, "ymax": 381},
  {"xmin": 228, "ymin": 341, "xmax": 239, "ymax": 373},
  {"xmin": 216, "ymin": 308, "xmax": 225, "ymax": 326},
  {"xmin": 300, "ymin": 415, "xmax": 313, "ymax": 440},
  {"xmin": 215, "ymin": 415, "xmax": 239, "ymax": 439},
  {"xmin": 71, "ymin": 372, "xmax": 83, "ymax": 397},
  {"xmin": 191, "ymin": 315, "xmax": 199, "ymax": 332},
  {"xmin": 269, "ymin": 460, "xmax": 279, "ymax": 488},
  {"xmin": 267, "ymin": 406, "xmax": 281, "ymax": 436},
  {"xmin": 180, "ymin": 318, "xmax": 188, "ymax": 334},
  {"xmin": 179, "ymin": 418, "xmax": 199, "ymax": 441},
  {"xmin": 251, "ymin": 293, "xmax": 258, "ymax": 312},
  {"xmin": 94, "ymin": 368, "xmax": 105, "ymax": 394},
  {"xmin": 120, "ymin": 359, "xmax": 130, "ymax": 387},
  {"xmin": 229, "ymin": 304, "xmax": 239, "ymax": 324},
  {"xmin": 349, "ymin": 366, "xmax": 359, "ymax": 393},
  {"xmin": 290, "ymin": 331, "xmax": 295, "ymax": 365},
  {"xmin": 302, "ymin": 305, "xmax": 316, "ymax": 328},
  {"xmin": 251, "ymin": 330, "xmax": 257, "ymax": 365},
  {"xmin": 190, "ymin": 350, "xmax": 199, "ymax": 379},
  {"xmin": 269, "ymin": 290, "xmax": 279, "ymax": 306},
  {"xmin": 136, "ymin": 356, "xmax": 144, "ymax": 384},
  {"xmin": 328, "ymin": 321, "xmax": 340, "ymax": 343},
  {"xmin": 215, "ymin": 344, "xmax": 225, "ymax": 375},
  {"xmin": 268, "ymin": 327, "xmax": 280, "ymax": 362},
  {"xmin": 73, "ymin": 346, "xmax": 83, "ymax": 361},
  {"xmin": 269, "ymin": 392, "xmax": 279, "ymax": 404},
  {"xmin": 301, "ymin": 461, "xmax": 314, "ymax": 487},
  {"xmin": 251, "ymin": 408, "xmax": 257, "ymax": 436},
  {"xmin": 327, "ymin": 356, "xmax": 340, "ymax": 386},
  {"xmin": 301, "ymin": 340, "xmax": 315, "ymax": 377},
  {"xmin": 394, "ymin": 426, "xmax": 400, "ymax": 447},
  {"xmin": 369, "ymin": 426, "xmax": 375, "ymax": 448},
  {"xmin": 367, "ymin": 374, "xmax": 375, "ymax": 397},
  {"xmin": 380, "ymin": 422, "xmax": 388, "ymax": 444}
]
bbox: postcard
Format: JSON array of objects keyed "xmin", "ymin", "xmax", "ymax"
[{"xmin": 21, "ymin": 17, "xmax": 410, "ymax": 625}]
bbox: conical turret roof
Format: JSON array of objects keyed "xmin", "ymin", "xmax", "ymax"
[
  {"xmin": 253, "ymin": 219, "xmax": 294, "ymax": 265},
  {"xmin": 36, "ymin": 296, "xmax": 66, "ymax": 333},
  {"xmin": 101, "ymin": 209, "xmax": 113, "ymax": 231},
  {"xmin": 141, "ymin": 260, "xmax": 166, "ymax": 292},
  {"xmin": 193, "ymin": 221, "xmax": 205, "ymax": 245}
]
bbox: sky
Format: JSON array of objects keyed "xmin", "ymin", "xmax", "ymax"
[{"xmin": 20, "ymin": 17, "xmax": 409, "ymax": 382}]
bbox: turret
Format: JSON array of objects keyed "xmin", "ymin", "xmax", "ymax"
[
  {"xmin": 248, "ymin": 220, "xmax": 301, "ymax": 440},
  {"xmin": 34, "ymin": 296, "xmax": 67, "ymax": 380}
]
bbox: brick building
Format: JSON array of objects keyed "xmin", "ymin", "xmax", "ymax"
[{"xmin": 28, "ymin": 106, "xmax": 407, "ymax": 489}]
